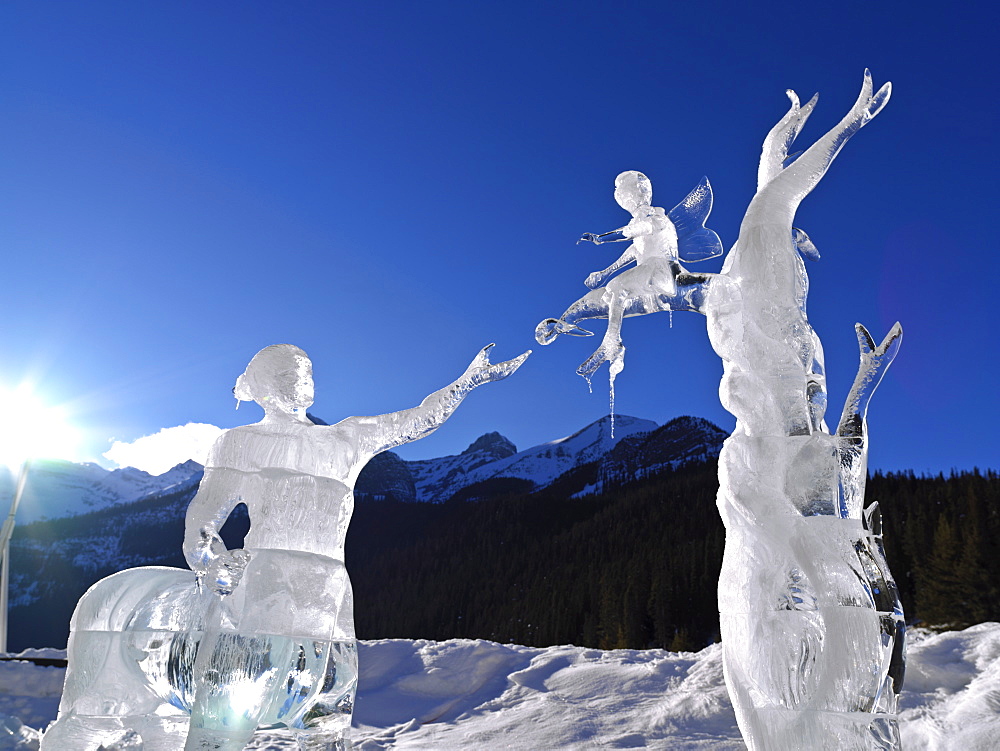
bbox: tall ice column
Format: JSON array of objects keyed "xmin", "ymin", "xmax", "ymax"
[{"xmin": 705, "ymin": 72, "xmax": 905, "ymax": 750}]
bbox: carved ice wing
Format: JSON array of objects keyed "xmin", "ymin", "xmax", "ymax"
[{"xmin": 669, "ymin": 177, "xmax": 724, "ymax": 262}]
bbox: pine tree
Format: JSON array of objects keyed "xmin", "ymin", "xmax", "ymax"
[
  {"xmin": 951, "ymin": 487, "xmax": 993, "ymax": 625},
  {"xmin": 916, "ymin": 515, "xmax": 964, "ymax": 629}
]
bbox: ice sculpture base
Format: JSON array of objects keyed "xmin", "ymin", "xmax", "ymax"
[
  {"xmin": 185, "ymin": 633, "xmax": 357, "ymax": 749},
  {"xmin": 43, "ymin": 566, "xmax": 358, "ymax": 751},
  {"xmin": 735, "ymin": 707, "xmax": 900, "ymax": 751},
  {"xmin": 717, "ymin": 434, "xmax": 903, "ymax": 751}
]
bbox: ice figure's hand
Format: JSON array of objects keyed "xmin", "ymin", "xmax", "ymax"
[
  {"xmin": 205, "ymin": 548, "xmax": 251, "ymax": 596},
  {"xmin": 186, "ymin": 526, "xmax": 229, "ymax": 576},
  {"xmin": 462, "ymin": 344, "xmax": 531, "ymax": 387},
  {"xmin": 852, "ymin": 69, "xmax": 891, "ymax": 125},
  {"xmin": 585, "ymin": 271, "xmax": 604, "ymax": 289},
  {"xmin": 535, "ymin": 319, "xmax": 593, "ymax": 345},
  {"xmin": 579, "ymin": 229, "xmax": 628, "ymax": 245}
]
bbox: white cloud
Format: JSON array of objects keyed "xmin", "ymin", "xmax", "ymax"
[{"xmin": 103, "ymin": 423, "xmax": 225, "ymax": 476}]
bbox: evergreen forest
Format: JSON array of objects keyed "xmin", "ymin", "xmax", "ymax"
[
  {"xmin": 9, "ymin": 460, "xmax": 1000, "ymax": 652},
  {"xmin": 348, "ymin": 462, "xmax": 1000, "ymax": 650}
]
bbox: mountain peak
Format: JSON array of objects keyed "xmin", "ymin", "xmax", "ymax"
[
  {"xmin": 462, "ymin": 432, "xmax": 517, "ymax": 459},
  {"xmin": 171, "ymin": 459, "xmax": 204, "ymax": 472},
  {"xmin": 599, "ymin": 415, "xmax": 727, "ymax": 489},
  {"xmin": 553, "ymin": 414, "xmax": 657, "ymax": 447}
]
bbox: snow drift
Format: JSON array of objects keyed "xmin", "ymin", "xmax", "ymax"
[{"xmin": 2, "ymin": 624, "xmax": 999, "ymax": 749}]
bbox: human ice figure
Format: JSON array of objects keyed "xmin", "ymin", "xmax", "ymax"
[
  {"xmin": 534, "ymin": 170, "xmax": 723, "ymax": 383},
  {"xmin": 42, "ymin": 342, "xmax": 528, "ymax": 751}
]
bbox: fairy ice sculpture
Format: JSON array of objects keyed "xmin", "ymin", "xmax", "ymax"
[
  {"xmin": 42, "ymin": 342, "xmax": 528, "ymax": 751},
  {"xmin": 535, "ymin": 170, "xmax": 723, "ymax": 386},
  {"xmin": 538, "ymin": 71, "xmax": 905, "ymax": 749}
]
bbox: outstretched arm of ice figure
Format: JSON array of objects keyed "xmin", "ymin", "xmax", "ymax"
[
  {"xmin": 350, "ymin": 344, "xmax": 530, "ymax": 456},
  {"xmin": 754, "ymin": 70, "xmax": 890, "ymax": 208},
  {"xmin": 836, "ymin": 322, "xmax": 902, "ymax": 440},
  {"xmin": 585, "ymin": 244, "xmax": 638, "ymax": 289},
  {"xmin": 579, "ymin": 228, "xmax": 629, "ymax": 245}
]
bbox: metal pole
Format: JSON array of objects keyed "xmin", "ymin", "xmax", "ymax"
[{"xmin": 0, "ymin": 460, "xmax": 30, "ymax": 654}]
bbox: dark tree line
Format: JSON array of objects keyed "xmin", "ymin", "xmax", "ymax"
[
  {"xmin": 349, "ymin": 460, "xmax": 723, "ymax": 651},
  {"xmin": 9, "ymin": 463, "xmax": 1000, "ymax": 651},
  {"xmin": 349, "ymin": 464, "xmax": 1000, "ymax": 649},
  {"xmin": 869, "ymin": 468, "xmax": 1000, "ymax": 631}
]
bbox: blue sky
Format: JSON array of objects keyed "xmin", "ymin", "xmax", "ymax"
[{"xmin": 0, "ymin": 1, "xmax": 995, "ymax": 474}]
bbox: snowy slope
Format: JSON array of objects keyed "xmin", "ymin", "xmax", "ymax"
[
  {"xmin": 345, "ymin": 639, "xmax": 742, "ymax": 750},
  {"xmin": 406, "ymin": 431, "xmax": 521, "ymax": 501},
  {"xmin": 424, "ymin": 414, "xmax": 658, "ymax": 493},
  {"xmin": 600, "ymin": 416, "xmax": 728, "ymax": 485},
  {"xmin": 358, "ymin": 415, "xmax": 660, "ymax": 503},
  {"xmin": 5, "ymin": 624, "xmax": 1000, "ymax": 749},
  {"xmin": 899, "ymin": 623, "xmax": 1000, "ymax": 749},
  {"xmin": 0, "ymin": 460, "xmax": 203, "ymax": 524}
]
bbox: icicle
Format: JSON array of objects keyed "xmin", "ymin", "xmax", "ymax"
[
  {"xmin": 609, "ymin": 376, "xmax": 616, "ymax": 438},
  {"xmin": 608, "ymin": 348, "xmax": 625, "ymax": 439}
]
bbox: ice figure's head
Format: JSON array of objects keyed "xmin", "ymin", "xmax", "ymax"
[
  {"xmin": 234, "ymin": 344, "xmax": 315, "ymax": 416},
  {"xmin": 614, "ymin": 171, "xmax": 652, "ymax": 214}
]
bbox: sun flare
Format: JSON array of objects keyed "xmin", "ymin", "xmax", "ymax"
[{"xmin": 0, "ymin": 385, "xmax": 80, "ymax": 469}]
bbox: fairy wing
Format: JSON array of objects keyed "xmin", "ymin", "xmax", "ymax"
[{"xmin": 668, "ymin": 177, "xmax": 724, "ymax": 262}]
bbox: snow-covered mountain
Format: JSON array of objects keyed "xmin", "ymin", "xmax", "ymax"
[
  {"xmin": 356, "ymin": 414, "xmax": 724, "ymax": 503},
  {"xmin": 409, "ymin": 414, "xmax": 658, "ymax": 500},
  {"xmin": 0, "ymin": 459, "xmax": 203, "ymax": 524},
  {"xmin": 5, "ymin": 623, "xmax": 1000, "ymax": 749},
  {"xmin": 599, "ymin": 415, "xmax": 728, "ymax": 486},
  {"xmin": 0, "ymin": 415, "xmax": 723, "ymax": 524},
  {"xmin": 6, "ymin": 414, "xmax": 726, "ymax": 650}
]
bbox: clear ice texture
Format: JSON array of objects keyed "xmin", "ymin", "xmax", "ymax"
[
  {"xmin": 537, "ymin": 71, "xmax": 904, "ymax": 750},
  {"xmin": 43, "ymin": 343, "xmax": 528, "ymax": 751},
  {"xmin": 534, "ymin": 170, "xmax": 722, "ymax": 393}
]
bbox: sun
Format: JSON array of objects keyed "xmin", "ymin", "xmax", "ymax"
[{"xmin": 0, "ymin": 385, "xmax": 80, "ymax": 470}]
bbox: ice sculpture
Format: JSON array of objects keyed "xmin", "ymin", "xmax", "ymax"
[
  {"xmin": 42, "ymin": 342, "xmax": 528, "ymax": 751},
  {"xmin": 535, "ymin": 170, "xmax": 723, "ymax": 387},
  {"xmin": 537, "ymin": 71, "xmax": 905, "ymax": 749}
]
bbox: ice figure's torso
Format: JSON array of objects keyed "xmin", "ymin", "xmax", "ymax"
[
  {"xmin": 202, "ymin": 419, "xmax": 370, "ymax": 561},
  {"xmin": 616, "ymin": 208, "xmax": 682, "ymax": 300},
  {"xmin": 628, "ymin": 208, "xmax": 678, "ymax": 264}
]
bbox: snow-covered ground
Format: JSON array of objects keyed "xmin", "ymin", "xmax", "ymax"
[{"xmin": 3, "ymin": 624, "xmax": 999, "ymax": 749}]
